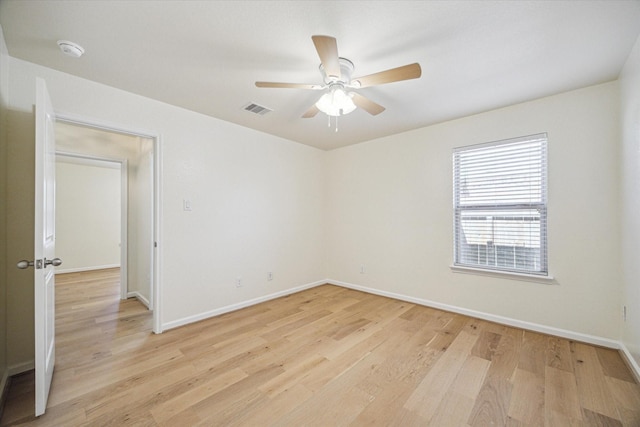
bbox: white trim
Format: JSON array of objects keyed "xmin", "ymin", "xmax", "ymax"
[
  {"xmin": 55, "ymin": 112, "xmax": 157, "ymax": 140},
  {"xmin": 453, "ymin": 132, "xmax": 548, "ymax": 153},
  {"xmin": 7, "ymin": 360, "xmax": 34, "ymax": 376},
  {"xmin": 162, "ymin": 280, "xmax": 326, "ymax": 332},
  {"xmin": 152, "ymin": 134, "xmax": 162, "ymax": 332},
  {"xmin": 120, "ymin": 159, "xmax": 128, "ymax": 300},
  {"xmin": 327, "ymin": 279, "xmax": 620, "ymax": 350},
  {"xmin": 54, "ymin": 264, "xmax": 120, "ymax": 274},
  {"xmin": 450, "ymin": 265, "xmax": 556, "ymax": 284},
  {"xmin": 56, "ymin": 155, "xmax": 120, "ymax": 169},
  {"xmin": 619, "ymin": 342, "xmax": 640, "ymax": 383},
  {"xmin": 127, "ymin": 291, "xmax": 150, "ymax": 309}
]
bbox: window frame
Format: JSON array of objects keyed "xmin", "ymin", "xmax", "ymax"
[{"xmin": 452, "ymin": 133, "xmax": 549, "ymax": 277}]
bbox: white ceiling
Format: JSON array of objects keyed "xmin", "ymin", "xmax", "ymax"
[{"xmin": 1, "ymin": 1, "xmax": 639, "ymax": 150}]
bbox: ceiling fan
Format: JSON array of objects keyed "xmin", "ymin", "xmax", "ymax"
[{"xmin": 255, "ymin": 35, "xmax": 422, "ymax": 121}]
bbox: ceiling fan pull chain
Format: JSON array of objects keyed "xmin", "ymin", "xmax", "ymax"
[{"xmin": 335, "ymin": 115, "xmax": 339, "ymax": 132}]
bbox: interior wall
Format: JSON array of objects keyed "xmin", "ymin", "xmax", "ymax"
[
  {"xmin": 620, "ymin": 33, "xmax": 640, "ymax": 368},
  {"xmin": 4, "ymin": 55, "xmax": 36, "ymax": 372},
  {"xmin": 5, "ymin": 57, "xmax": 326, "ymax": 366},
  {"xmin": 128, "ymin": 138, "xmax": 153, "ymax": 304},
  {"xmin": 55, "ymin": 159, "xmax": 121, "ymax": 272},
  {"xmin": 326, "ymin": 81, "xmax": 621, "ymax": 340},
  {"xmin": 0, "ymin": 24, "xmax": 9, "ymax": 386}
]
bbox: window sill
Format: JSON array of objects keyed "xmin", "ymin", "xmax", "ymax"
[{"xmin": 450, "ymin": 265, "xmax": 556, "ymax": 284}]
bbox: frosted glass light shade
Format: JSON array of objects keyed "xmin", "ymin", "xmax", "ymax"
[{"xmin": 315, "ymin": 88, "xmax": 356, "ymax": 117}]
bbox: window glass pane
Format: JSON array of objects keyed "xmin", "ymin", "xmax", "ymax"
[{"xmin": 457, "ymin": 209, "xmax": 544, "ymax": 272}]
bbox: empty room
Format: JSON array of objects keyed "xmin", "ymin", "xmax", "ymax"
[{"xmin": 0, "ymin": 1, "xmax": 639, "ymax": 425}]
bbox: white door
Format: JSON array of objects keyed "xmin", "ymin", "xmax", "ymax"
[{"xmin": 34, "ymin": 77, "xmax": 58, "ymax": 416}]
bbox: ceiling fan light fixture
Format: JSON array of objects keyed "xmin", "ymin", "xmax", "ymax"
[
  {"xmin": 255, "ymin": 36, "xmax": 421, "ymax": 124},
  {"xmin": 315, "ymin": 87, "xmax": 356, "ymax": 117}
]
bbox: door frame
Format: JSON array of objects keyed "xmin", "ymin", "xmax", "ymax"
[
  {"xmin": 55, "ymin": 112, "xmax": 163, "ymax": 334},
  {"xmin": 55, "ymin": 152, "xmax": 129, "ymax": 300}
]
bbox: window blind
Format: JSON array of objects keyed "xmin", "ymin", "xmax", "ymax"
[{"xmin": 453, "ymin": 134, "xmax": 548, "ymax": 275}]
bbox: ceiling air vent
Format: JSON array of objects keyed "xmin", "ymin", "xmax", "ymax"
[{"xmin": 243, "ymin": 102, "xmax": 272, "ymax": 116}]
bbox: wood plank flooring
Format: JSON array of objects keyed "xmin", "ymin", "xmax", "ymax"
[{"xmin": 1, "ymin": 268, "xmax": 639, "ymax": 426}]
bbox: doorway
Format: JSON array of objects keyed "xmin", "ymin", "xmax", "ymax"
[
  {"xmin": 53, "ymin": 117, "xmax": 160, "ymax": 332},
  {"xmin": 54, "ymin": 154, "xmax": 128, "ymax": 297}
]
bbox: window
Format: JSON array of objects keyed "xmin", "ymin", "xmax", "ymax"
[{"xmin": 453, "ymin": 133, "xmax": 548, "ymax": 276}]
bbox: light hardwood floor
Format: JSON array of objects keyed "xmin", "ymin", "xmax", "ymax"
[{"xmin": 1, "ymin": 268, "xmax": 639, "ymax": 426}]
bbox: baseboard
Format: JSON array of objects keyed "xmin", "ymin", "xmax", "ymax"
[
  {"xmin": 127, "ymin": 291, "xmax": 150, "ymax": 309},
  {"xmin": 619, "ymin": 342, "xmax": 640, "ymax": 383},
  {"xmin": 162, "ymin": 279, "xmax": 326, "ymax": 332},
  {"xmin": 7, "ymin": 360, "xmax": 34, "ymax": 377},
  {"xmin": 55, "ymin": 264, "xmax": 120, "ymax": 274},
  {"xmin": 327, "ymin": 279, "xmax": 621, "ymax": 350}
]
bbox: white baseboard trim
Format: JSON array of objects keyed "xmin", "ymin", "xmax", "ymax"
[
  {"xmin": 7, "ymin": 360, "xmax": 34, "ymax": 376},
  {"xmin": 162, "ymin": 279, "xmax": 327, "ymax": 332},
  {"xmin": 619, "ymin": 342, "xmax": 640, "ymax": 383},
  {"xmin": 55, "ymin": 264, "xmax": 120, "ymax": 274},
  {"xmin": 127, "ymin": 291, "xmax": 150, "ymax": 309},
  {"xmin": 327, "ymin": 279, "xmax": 621, "ymax": 350}
]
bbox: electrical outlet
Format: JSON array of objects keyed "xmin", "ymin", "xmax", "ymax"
[
  {"xmin": 236, "ymin": 277, "xmax": 242, "ymax": 288},
  {"xmin": 268, "ymin": 272, "xmax": 273, "ymax": 281},
  {"xmin": 360, "ymin": 264, "xmax": 365, "ymax": 274}
]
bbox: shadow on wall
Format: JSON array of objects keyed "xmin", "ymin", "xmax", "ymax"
[{"xmin": 6, "ymin": 108, "xmax": 36, "ymax": 369}]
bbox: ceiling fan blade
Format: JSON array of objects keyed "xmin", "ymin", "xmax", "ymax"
[
  {"xmin": 352, "ymin": 93, "xmax": 385, "ymax": 115},
  {"xmin": 255, "ymin": 82, "xmax": 322, "ymax": 89},
  {"xmin": 302, "ymin": 104, "xmax": 320, "ymax": 118},
  {"xmin": 352, "ymin": 63, "xmax": 422, "ymax": 88},
  {"xmin": 312, "ymin": 35, "xmax": 341, "ymax": 80}
]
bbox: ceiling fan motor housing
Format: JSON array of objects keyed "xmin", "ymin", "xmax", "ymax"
[{"xmin": 320, "ymin": 57, "xmax": 354, "ymax": 85}]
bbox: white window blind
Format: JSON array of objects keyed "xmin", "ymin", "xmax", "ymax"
[{"xmin": 453, "ymin": 133, "xmax": 548, "ymax": 275}]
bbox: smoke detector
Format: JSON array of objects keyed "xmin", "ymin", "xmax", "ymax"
[{"xmin": 57, "ymin": 40, "xmax": 84, "ymax": 58}]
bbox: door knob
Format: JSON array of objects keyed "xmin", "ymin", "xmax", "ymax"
[
  {"xmin": 44, "ymin": 258, "xmax": 62, "ymax": 267},
  {"xmin": 16, "ymin": 260, "xmax": 34, "ymax": 269},
  {"xmin": 17, "ymin": 258, "xmax": 62, "ymax": 269}
]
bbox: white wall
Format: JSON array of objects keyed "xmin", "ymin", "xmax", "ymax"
[
  {"xmin": 326, "ymin": 81, "xmax": 621, "ymax": 341},
  {"xmin": 55, "ymin": 159, "xmax": 121, "ymax": 272},
  {"xmin": 5, "ymin": 57, "xmax": 326, "ymax": 365},
  {"xmin": 128, "ymin": 138, "xmax": 153, "ymax": 304},
  {"xmin": 0, "ymin": 23, "xmax": 9, "ymax": 384},
  {"xmin": 620, "ymin": 33, "xmax": 640, "ymax": 368}
]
